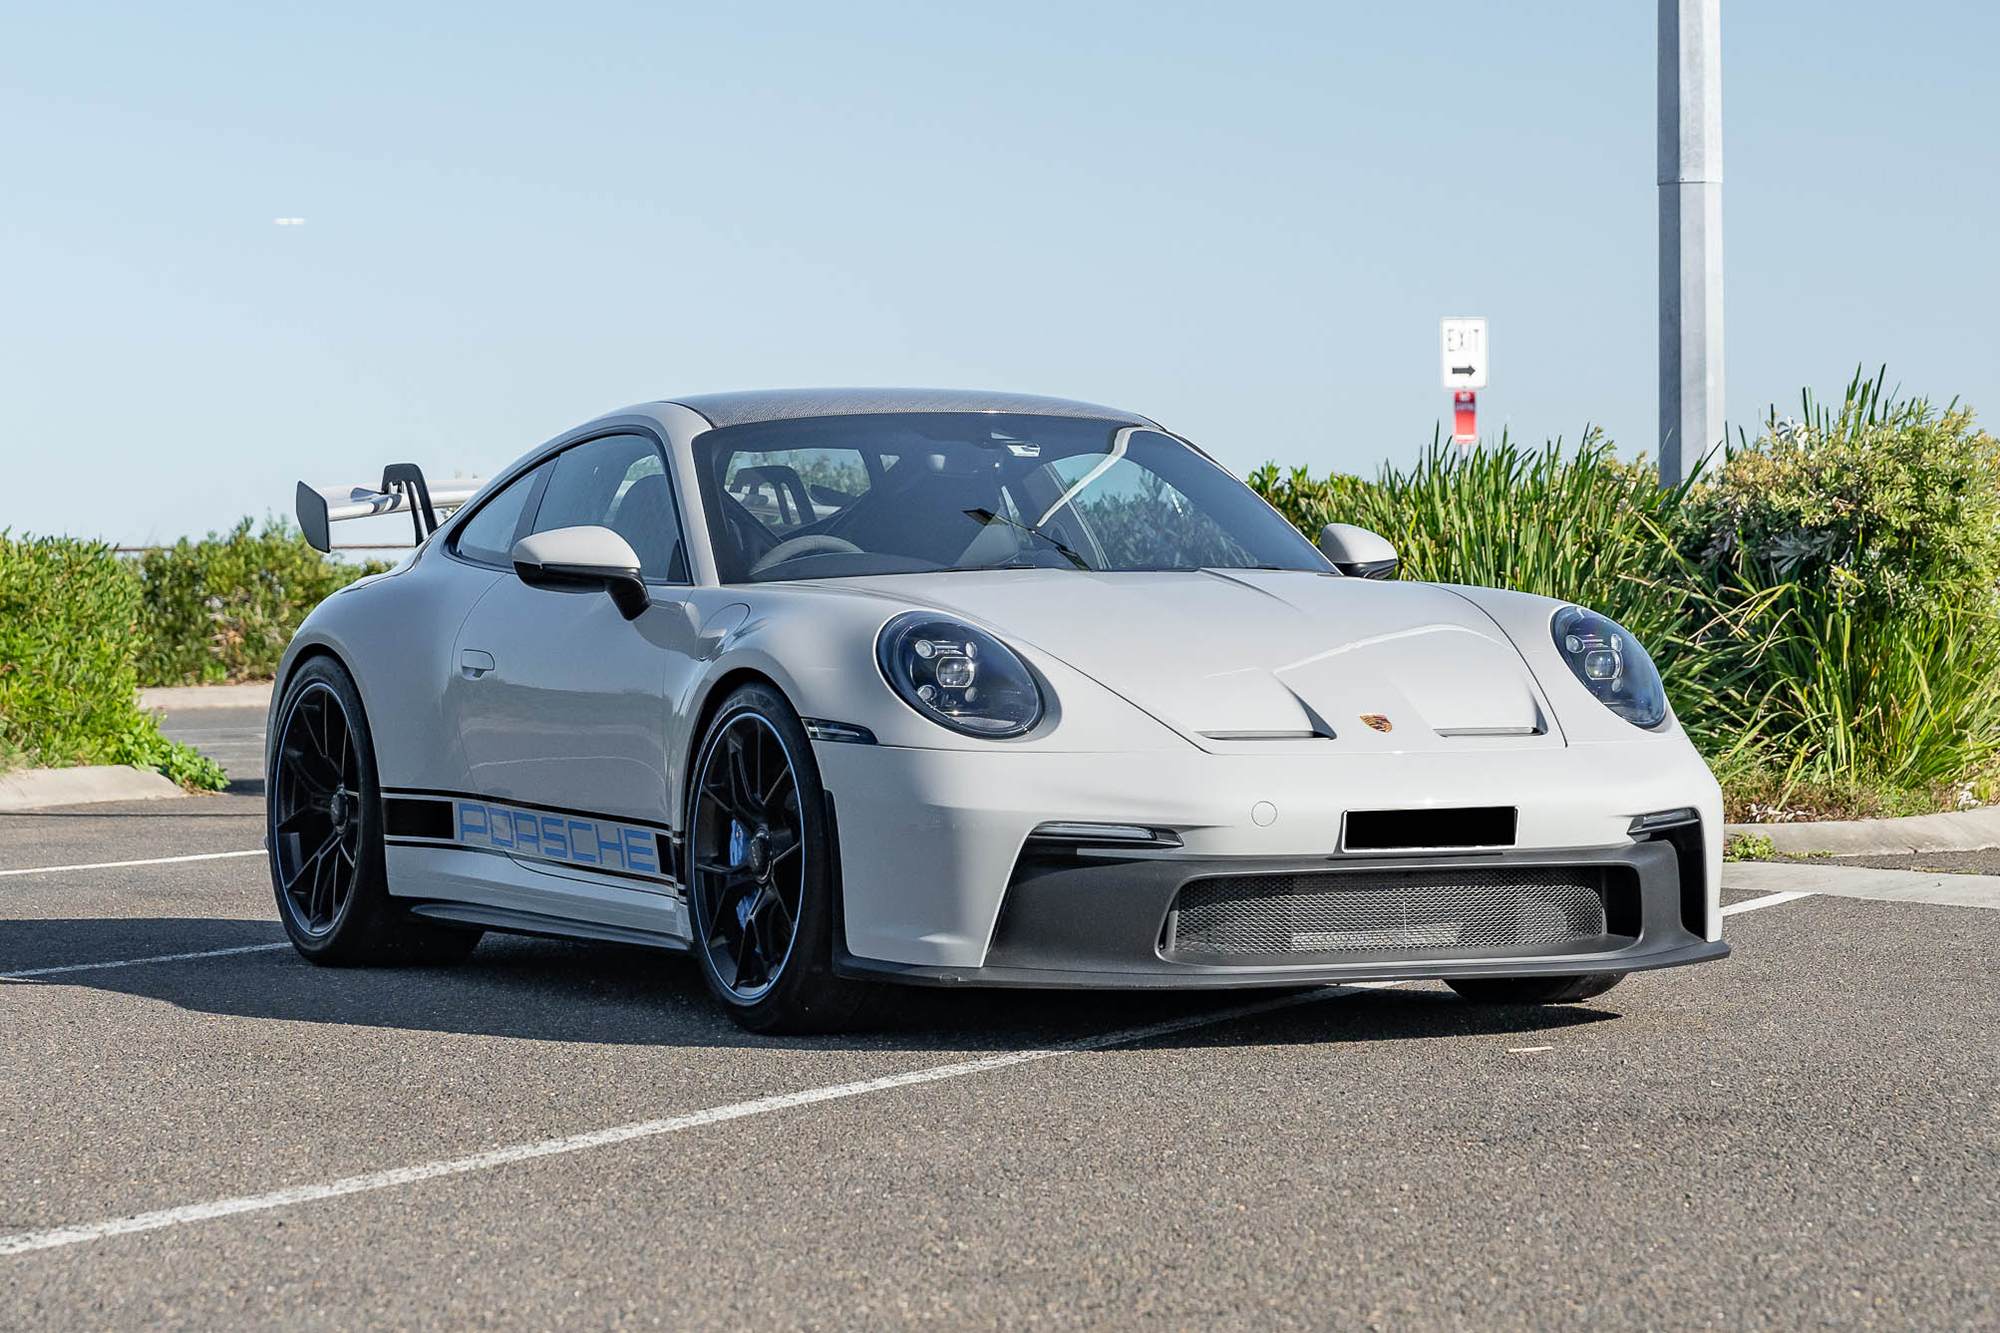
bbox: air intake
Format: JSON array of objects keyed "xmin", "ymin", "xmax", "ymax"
[{"xmin": 1165, "ymin": 866, "xmax": 1608, "ymax": 958}]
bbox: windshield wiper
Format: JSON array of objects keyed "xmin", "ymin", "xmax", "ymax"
[{"xmin": 962, "ymin": 508, "xmax": 1090, "ymax": 569}]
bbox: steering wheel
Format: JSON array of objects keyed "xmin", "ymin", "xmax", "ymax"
[{"xmin": 750, "ymin": 534, "xmax": 864, "ymax": 575}]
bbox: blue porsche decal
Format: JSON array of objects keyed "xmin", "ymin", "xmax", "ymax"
[
  {"xmin": 454, "ymin": 800, "xmax": 660, "ymax": 875},
  {"xmin": 380, "ymin": 790, "xmax": 675, "ymax": 884}
]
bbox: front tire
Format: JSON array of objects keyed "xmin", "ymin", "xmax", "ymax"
[
  {"xmin": 268, "ymin": 657, "xmax": 480, "ymax": 966},
  {"xmin": 1445, "ymin": 973, "xmax": 1625, "ymax": 1004},
  {"xmin": 686, "ymin": 683, "xmax": 884, "ymax": 1033}
]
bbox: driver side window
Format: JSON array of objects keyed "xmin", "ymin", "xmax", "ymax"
[{"xmin": 529, "ymin": 433, "xmax": 689, "ymax": 583}]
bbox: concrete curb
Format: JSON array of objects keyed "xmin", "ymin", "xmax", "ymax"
[
  {"xmin": 139, "ymin": 683, "xmax": 274, "ymax": 712},
  {"xmin": 1724, "ymin": 805, "xmax": 2000, "ymax": 857},
  {"xmin": 0, "ymin": 765, "xmax": 189, "ymax": 813}
]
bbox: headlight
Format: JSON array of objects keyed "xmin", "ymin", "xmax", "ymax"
[
  {"xmin": 876, "ymin": 611, "xmax": 1044, "ymax": 738},
  {"xmin": 1550, "ymin": 606, "xmax": 1668, "ymax": 729}
]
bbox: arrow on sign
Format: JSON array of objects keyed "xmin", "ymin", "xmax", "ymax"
[{"xmin": 1451, "ymin": 365, "xmax": 1475, "ymax": 376}]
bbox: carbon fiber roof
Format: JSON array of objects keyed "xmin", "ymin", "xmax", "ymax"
[{"xmin": 664, "ymin": 387, "xmax": 1154, "ymax": 429}]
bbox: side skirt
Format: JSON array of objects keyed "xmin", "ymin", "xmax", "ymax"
[
  {"xmin": 408, "ymin": 901, "xmax": 690, "ymax": 952},
  {"xmin": 382, "ymin": 842, "xmax": 692, "ymax": 944}
]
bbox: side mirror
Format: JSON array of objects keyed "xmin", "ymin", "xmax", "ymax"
[
  {"xmin": 1318, "ymin": 523, "xmax": 1400, "ymax": 580},
  {"xmin": 512, "ymin": 526, "xmax": 650, "ymax": 620}
]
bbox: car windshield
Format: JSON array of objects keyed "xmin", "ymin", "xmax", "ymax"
[{"xmin": 693, "ymin": 412, "xmax": 1332, "ymax": 583}]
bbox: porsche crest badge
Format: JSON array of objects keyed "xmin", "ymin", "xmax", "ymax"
[{"xmin": 1359, "ymin": 713, "xmax": 1394, "ymax": 734}]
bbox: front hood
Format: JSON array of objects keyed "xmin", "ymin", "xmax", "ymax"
[{"xmin": 840, "ymin": 569, "xmax": 1559, "ymax": 751}]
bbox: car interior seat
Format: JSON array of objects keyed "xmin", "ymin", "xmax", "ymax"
[{"xmin": 607, "ymin": 472, "xmax": 684, "ymax": 580}]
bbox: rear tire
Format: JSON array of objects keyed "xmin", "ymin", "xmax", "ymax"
[
  {"xmin": 1445, "ymin": 973, "xmax": 1625, "ymax": 1005},
  {"xmin": 686, "ymin": 683, "xmax": 885, "ymax": 1033},
  {"xmin": 268, "ymin": 657, "xmax": 482, "ymax": 966}
]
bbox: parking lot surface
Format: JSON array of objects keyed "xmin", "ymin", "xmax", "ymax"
[
  {"xmin": 157, "ymin": 704, "xmax": 269, "ymax": 789},
  {"xmin": 2, "ymin": 712, "xmax": 1995, "ymax": 1329}
]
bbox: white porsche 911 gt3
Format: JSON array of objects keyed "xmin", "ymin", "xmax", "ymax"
[{"xmin": 270, "ymin": 388, "xmax": 1726, "ymax": 1031}]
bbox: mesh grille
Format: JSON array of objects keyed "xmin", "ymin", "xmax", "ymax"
[{"xmin": 1168, "ymin": 868, "xmax": 1607, "ymax": 958}]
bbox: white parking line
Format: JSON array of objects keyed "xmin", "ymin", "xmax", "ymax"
[
  {"xmin": 2, "ymin": 942, "xmax": 289, "ymax": 980},
  {"xmin": 1721, "ymin": 890, "xmax": 1813, "ymax": 916},
  {"xmin": 0, "ymin": 984, "xmax": 1384, "ymax": 1257},
  {"xmin": 0, "ymin": 849, "xmax": 263, "ymax": 879}
]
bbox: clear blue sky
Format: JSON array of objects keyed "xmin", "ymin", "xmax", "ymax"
[{"xmin": 4, "ymin": 1, "xmax": 1995, "ymax": 545}]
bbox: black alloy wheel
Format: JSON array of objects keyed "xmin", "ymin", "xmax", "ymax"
[
  {"xmin": 273, "ymin": 680, "xmax": 363, "ymax": 937},
  {"xmin": 686, "ymin": 683, "xmax": 884, "ymax": 1031},
  {"xmin": 267, "ymin": 658, "xmax": 480, "ymax": 966},
  {"xmin": 691, "ymin": 709, "xmax": 806, "ymax": 1001}
]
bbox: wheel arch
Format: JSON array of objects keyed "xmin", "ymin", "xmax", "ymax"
[
  {"xmin": 274, "ymin": 640, "xmax": 348, "ymax": 695},
  {"xmin": 266, "ymin": 639, "xmax": 355, "ymax": 767},
  {"xmin": 679, "ymin": 666, "xmax": 791, "ymax": 819}
]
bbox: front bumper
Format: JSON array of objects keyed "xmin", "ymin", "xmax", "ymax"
[
  {"xmin": 833, "ymin": 836, "xmax": 1726, "ymax": 989},
  {"xmin": 814, "ymin": 736, "xmax": 1725, "ymax": 978}
]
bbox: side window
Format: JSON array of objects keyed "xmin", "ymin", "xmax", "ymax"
[
  {"xmin": 450, "ymin": 467, "xmax": 544, "ymax": 568},
  {"xmin": 530, "ymin": 433, "xmax": 687, "ymax": 583},
  {"xmin": 722, "ymin": 447, "xmax": 873, "ymax": 538}
]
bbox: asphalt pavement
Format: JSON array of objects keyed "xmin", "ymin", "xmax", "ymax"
[
  {"xmin": 156, "ymin": 704, "xmax": 269, "ymax": 790},
  {"xmin": 0, "ymin": 709, "xmax": 1994, "ymax": 1329}
]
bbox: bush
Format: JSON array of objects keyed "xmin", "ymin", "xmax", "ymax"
[
  {"xmin": 1685, "ymin": 370, "xmax": 2000, "ymax": 614},
  {"xmin": 1683, "ymin": 372, "xmax": 2000, "ymax": 798},
  {"xmin": 1252, "ymin": 370, "xmax": 2000, "ymax": 817},
  {"xmin": 0, "ymin": 532, "xmax": 225, "ymax": 788},
  {"xmin": 133, "ymin": 519, "xmax": 388, "ymax": 685}
]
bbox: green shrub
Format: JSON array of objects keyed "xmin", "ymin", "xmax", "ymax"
[
  {"xmin": 1721, "ymin": 831, "xmax": 1777, "ymax": 862},
  {"xmin": 133, "ymin": 519, "xmax": 388, "ymax": 685},
  {"xmin": 1685, "ymin": 369, "xmax": 2000, "ymax": 615},
  {"xmin": 1684, "ymin": 371, "xmax": 2000, "ymax": 794},
  {"xmin": 0, "ymin": 532, "xmax": 225, "ymax": 788}
]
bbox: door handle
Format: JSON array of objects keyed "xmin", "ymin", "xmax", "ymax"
[{"xmin": 459, "ymin": 649, "xmax": 496, "ymax": 679}]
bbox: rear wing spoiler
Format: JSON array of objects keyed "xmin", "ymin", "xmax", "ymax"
[{"xmin": 296, "ymin": 464, "xmax": 486, "ymax": 552}]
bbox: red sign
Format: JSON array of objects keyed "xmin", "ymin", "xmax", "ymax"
[{"xmin": 1452, "ymin": 390, "xmax": 1477, "ymax": 446}]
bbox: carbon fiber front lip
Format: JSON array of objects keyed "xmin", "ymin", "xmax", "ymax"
[{"xmin": 833, "ymin": 937, "xmax": 1729, "ymax": 990}]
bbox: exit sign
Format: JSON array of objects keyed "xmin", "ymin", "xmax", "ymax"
[{"xmin": 1441, "ymin": 317, "xmax": 1488, "ymax": 390}]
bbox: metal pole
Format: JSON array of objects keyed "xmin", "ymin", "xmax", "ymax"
[{"xmin": 1658, "ymin": 0, "xmax": 1723, "ymax": 486}]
